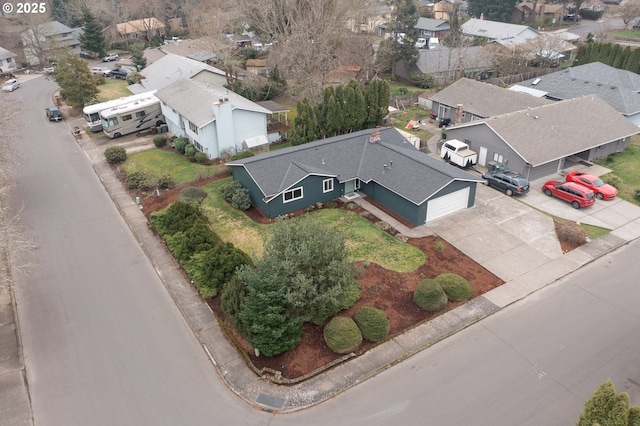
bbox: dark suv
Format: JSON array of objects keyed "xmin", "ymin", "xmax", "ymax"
[
  {"xmin": 109, "ymin": 68, "xmax": 131, "ymax": 79},
  {"xmin": 45, "ymin": 105, "xmax": 63, "ymax": 121},
  {"xmin": 482, "ymin": 162, "xmax": 530, "ymax": 196}
]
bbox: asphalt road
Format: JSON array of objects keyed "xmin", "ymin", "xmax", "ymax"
[{"xmin": 9, "ymin": 76, "xmax": 268, "ymax": 425}]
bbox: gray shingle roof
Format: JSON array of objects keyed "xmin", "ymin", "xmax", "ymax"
[
  {"xmin": 129, "ymin": 53, "xmax": 225, "ymax": 94},
  {"xmin": 516, "ymin": 62, "xmax": 640, "ymax": 115},
  {"xmin": 228, "ymin": 128, "xmax": 482, "ymax": 205},
  {"xmin": 461, "ymin": 18, "xmax": 539, "ymax": 43},
  {"xmin": 453, "ymin": 95, "xmax": 639, "ymax": 166},
  {"xmin": 430, "ymin": 78, "xmax": 553, "ymax": 117},
  {"xmin": 155, "ymin": 79, "xmax": 270, "ymax": 127},
  {"xmin": 416, "ymin": 18, "xmax": 450, "ymax": 32}
]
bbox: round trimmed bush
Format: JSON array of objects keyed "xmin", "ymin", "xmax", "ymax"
[
  {"xmin": 104, "ymin": 145, "xmax": 127, "ymax": 164},
  {"xmin": 174, "ymin": 137, "xmax": 189, "ymax": 154},
  {"xmin": 184, "ymin": 143, "xmax": 196, "ymax": 157},
  {"xmin": 195, "ymin": 152, "xmax": 208, "ymax": 164},
  {"xmin": 435, "ymin": 273, "xmax": 473, "ymax": 302},
  {"xmin": 413, "ymin": 279, "xmax": 447, "ymax": 312},
  {"xmin": 157, "ymin": 174, "xmax": 174, "ymax": 190},
  {"xmin": 323, "ymin": 316, "xmax": 363, "ymax": 354},
  {"xmin": 153, "ymin": 136, "xmax": 167, "ymax": 148},
  {"xmin": 354, "ymin": 306, "xmax": 389, "ymax": 342},
  {"xmin": 602, "ymin": 173, "xmax": 622, "ymax": 189},
  {"xmin": 177, "ymin": 187, "xmax": 208, "ymax": 203}
]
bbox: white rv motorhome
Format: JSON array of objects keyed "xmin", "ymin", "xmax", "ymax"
[
  {"xmin": 83, "ymin": 91, "xmax": 157, "ymax": 132},
  {"xmin": 100, "ymin": 95, "xmax": 164, "ymax": 138}
]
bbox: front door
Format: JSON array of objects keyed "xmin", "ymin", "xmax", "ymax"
[
  {"xmin": 478, "ymin": 146, "xmax": 487, "ymax": 166},
  {"xmin": 344, "ymin": 180, "xmax": 355, "ymax": 194}
]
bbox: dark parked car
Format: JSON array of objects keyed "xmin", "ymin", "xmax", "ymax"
[
  {"xmin": 563, "ymin": 14, "xmax": 581, "ymax": 21},
  {"xmin": 542, "ymin": 181, "xmax": 595, "ymax": 209},
  {"xmin": 108, "ymin": 68, "xmax": 131, "ymax": 79},
  {"xmin": 482, "ymin": 162, "xmax": 530, "ymax": 196},
  {"xmin": 45, "ymin": 106, "xmax": 62, "ymax": 121}
]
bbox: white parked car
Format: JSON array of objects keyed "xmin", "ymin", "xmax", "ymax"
[{"xmin": 2, "ymin": 79, "xmax": 19, "ymax": 92}]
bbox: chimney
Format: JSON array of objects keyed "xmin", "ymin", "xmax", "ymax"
[
  {"xmin": 455, "ymin": 104, "xmax": 463, "ymax": 124},
  {"xmin": 369, "ymin": 130, "xmax": 381, "ymax": 143}
]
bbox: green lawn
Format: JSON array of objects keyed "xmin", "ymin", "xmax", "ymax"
[
  {"xmin": 125, "ymin": 149, "xmax": 227, "ymax": 185},
  {"xmin": 97, "ymin": 78, "xmax": 131, "ymax": 102},
  {"xmin": 597, "ymin": 141, "xmax": 640, "ymax": 206},
  {"xmin": 198, "ymin": 178, "xmax": 424, "ymax": 271},
  {"xmin": 609, "ymin": 30, "xmax": 640, "ymax": 40}
]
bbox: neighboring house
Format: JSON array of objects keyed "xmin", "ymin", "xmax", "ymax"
[
  {"xmin": 429, "ymin": 77, "xmax": 552, "ymax": 124},
  {"xmin": 21, "ymin": 21, "xmax": 82, "ymax": 66},
  {"xmin": 128, "ymin": 53, "xmax": 226, "ymax": 94},
  {"xmin": 512, "ymin": 62, "xmax": 640, "ymax": 126},
  {"xmin": 415, "ymin": 18, "xmax": 451, "ymax": 40},
  {"xmin": 445, "ymin": 95, "xmax": 639, "ymax": 180},
  {"xmin": 433, "ymin": 0, "xmax": 468, "ymax": 20},
  {"xmin": 0, "ymin": 47, "xmax": 17, "ymax": 72},
  {"xmin": 256, "ymin": 100, "xmax": 291, "ymax": 142},
  {"xmin": 143, "ymin": 38, "xmax": 217, "ymax": 65},
  {"xmin": 227, "ymin": 127, "xmax": 483, "ymax": 225},
  {"xmin": 116, "ymin": 17, "xmax": 165, "ymax": 41},
  {"xmin": 461, "ymin": 18, "xmax": 540, "ymax": 46},
  {"xmin": 578, "ymin": 0, "xmax": 606, "ymax": 12},
  {"xmin": 414, "ymin": 46, "xmax": 494, "ymax": 86},
  {"xmin": 347, "ymin": 3, "xmax": 394, "ymax": 34},
  {"xmin": 155, "ymin": 78, "xmax": 271, "ymax": 159},
  {"xmin": 513, "ymin": 2, "xmax": 565, "ymax": 25}
]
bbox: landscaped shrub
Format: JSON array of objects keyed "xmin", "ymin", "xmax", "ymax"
[
  {"xmin": 185, "ymin": 242, "xmax": 253, "ymax": 298},
  {"xmin": 184, "ymin": 143, "xmax": 196, "ymax": 157},
  {"xmin": 153, "ymin": 136, "xmax": 167, "ymax": 148},
  {"xmin": 220, "ymin": 181, "xmax": 252, "ymax": 210},
  {"xmin": 157, "ymin": 174, "xmax": 174, "ymax": 190},
  {"xmin": 413, "ymin": 279, "xmax": 448, "ymax": 312},
  {"xmin": 194, "ymin": 152, "xmax": 208, "ymax": 164},
  {"xmin": 174, "ymin": 137, "xmax": 189, "ymax": 154},
  {"xmin": 556, "ymin": 220, "xmax": 586, "ymax": 245},
  {"xmin": 602, "ymin": 173, "xmax": 622, "ymax": 189},
  {"xmin": 323, "ymin": 316, "xmax": 363, "ymax": 354},
  {"xmin": 635, "ymin": 189, "xmax": 640, "ymax": 202},
  {"xmin": 231, "ymin": 150, "xmax": 255, "ymax": 161},
  {"xmin": 221, "ymin": 276, "xmax": 249, "ymax": 336},
  {"xmin": 165, "ymin": 220, "xmax": 222, "ymax": 263},
  {"xmin": 230, "ymin": 188, "xmax": 251, "ymax": 210},
  {"xmin": 177, "ymin": 187, "xmax": 208, "ymax": 203},
  {"xmin": 435, "ymin": 273, "xmax": 473, "ymax": 302},
  {"xmin": 353, "ymin": 306, "xmax": 389, "ymax": 342},
  {"xmin": 125, "ymin": 170, "xmax": 154, "ymax": 190},
  {"xmin": 104, "ymin": 145, "xmax": 127, "ymax": 164},
  {"xmin": 150, "ymin": 201, "xmax": 209, "ymax": 236}
]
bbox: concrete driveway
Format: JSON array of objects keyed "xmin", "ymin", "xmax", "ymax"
[{"xmin": 425, "ymin": 164, "xmax": 640, "ymax": 286}]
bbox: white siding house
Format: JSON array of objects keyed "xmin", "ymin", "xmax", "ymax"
[{"xmin": 155, "ymin": 79, "xmax": 271, "ymax": 159}]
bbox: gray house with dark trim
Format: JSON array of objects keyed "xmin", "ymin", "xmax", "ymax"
[
  {"xmin": 227, "ymin": 127, "xmax": 483, "ymax": 225},
  {"xmin": 512, "ymin": 62, "xmax": 640, "ymax": 127},
  {"xmin": 445, "ymin": 95, "xmax": 639, "ymax": 180},
  {"xmin": 430, "ymin": 77, "xmax": 552, "ymax": 124}
]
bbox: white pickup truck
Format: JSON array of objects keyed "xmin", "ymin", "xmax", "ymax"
[{"xmin": 440, "ymin": 139, "xmax": 478, "ymax": 168}]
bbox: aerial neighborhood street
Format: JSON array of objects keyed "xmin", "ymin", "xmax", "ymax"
[{"xmin": 2, "ymin": 1, "xmax": 640, "ymax": 425}]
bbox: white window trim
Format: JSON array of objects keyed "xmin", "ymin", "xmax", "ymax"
[
  {"xmin": 323, "ymin": 178, "xmax": 333, "ymax": 193},
  {"xmin": 283, "ymin": 187, "xmax": 303, "ymax": 203}
]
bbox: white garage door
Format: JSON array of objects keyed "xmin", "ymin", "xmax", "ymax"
[{"xmin": 426, "ymin": 187, "xmax": 470, "ymax": 222}]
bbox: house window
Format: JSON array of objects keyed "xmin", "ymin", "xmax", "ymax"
[
  {"xmin": 493, "ymin": 153, "xmax": 503, "ymax": 163},
  {"xmin": 188, "ymin": 120, "xmax": 199, "ymax": 134},
  {"xmin": 323, "ymin": 178, "xmax": 333, "ymax": 193},
  {"xmin": 193, "ymin": 140, "xmax": 203, "ymax": 151},
  {"xmin": 283, "ymin": 187, "xmax": 303, "ymax": 203},
  {"xmin": 122, "ymin": 114, "xmax": 132, "ymax": 121}
]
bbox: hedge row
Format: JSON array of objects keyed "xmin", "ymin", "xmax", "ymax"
[{"xmin": 150, "ymin": 201, "xmax": 252, "ymax": 298}]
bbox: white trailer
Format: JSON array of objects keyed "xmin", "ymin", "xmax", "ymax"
[
  {"xmin": 100, "ymin": 95, "xmax": 164, "ymax": 138},
  {"xmin": 440, "ymin": 139, "xmax": 477, "ymax": 168}
]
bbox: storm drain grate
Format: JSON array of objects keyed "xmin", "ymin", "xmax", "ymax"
[{"xmin": 256, "ymin": 392, "xmax": 285, "ymax": 410}]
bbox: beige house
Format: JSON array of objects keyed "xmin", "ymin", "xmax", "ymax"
[{"xmin": 116, "ymin": 17, "xmax": 165, "ymax": 41}]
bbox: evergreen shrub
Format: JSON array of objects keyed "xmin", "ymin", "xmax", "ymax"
[{"xmin": 323, "ymin": 316, "xmax": 363, "ymax": 354}]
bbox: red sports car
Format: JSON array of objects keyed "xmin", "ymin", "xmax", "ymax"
[{"xmin": 565, "ymin": 171, "xmax": 617, "ymax": 200}]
